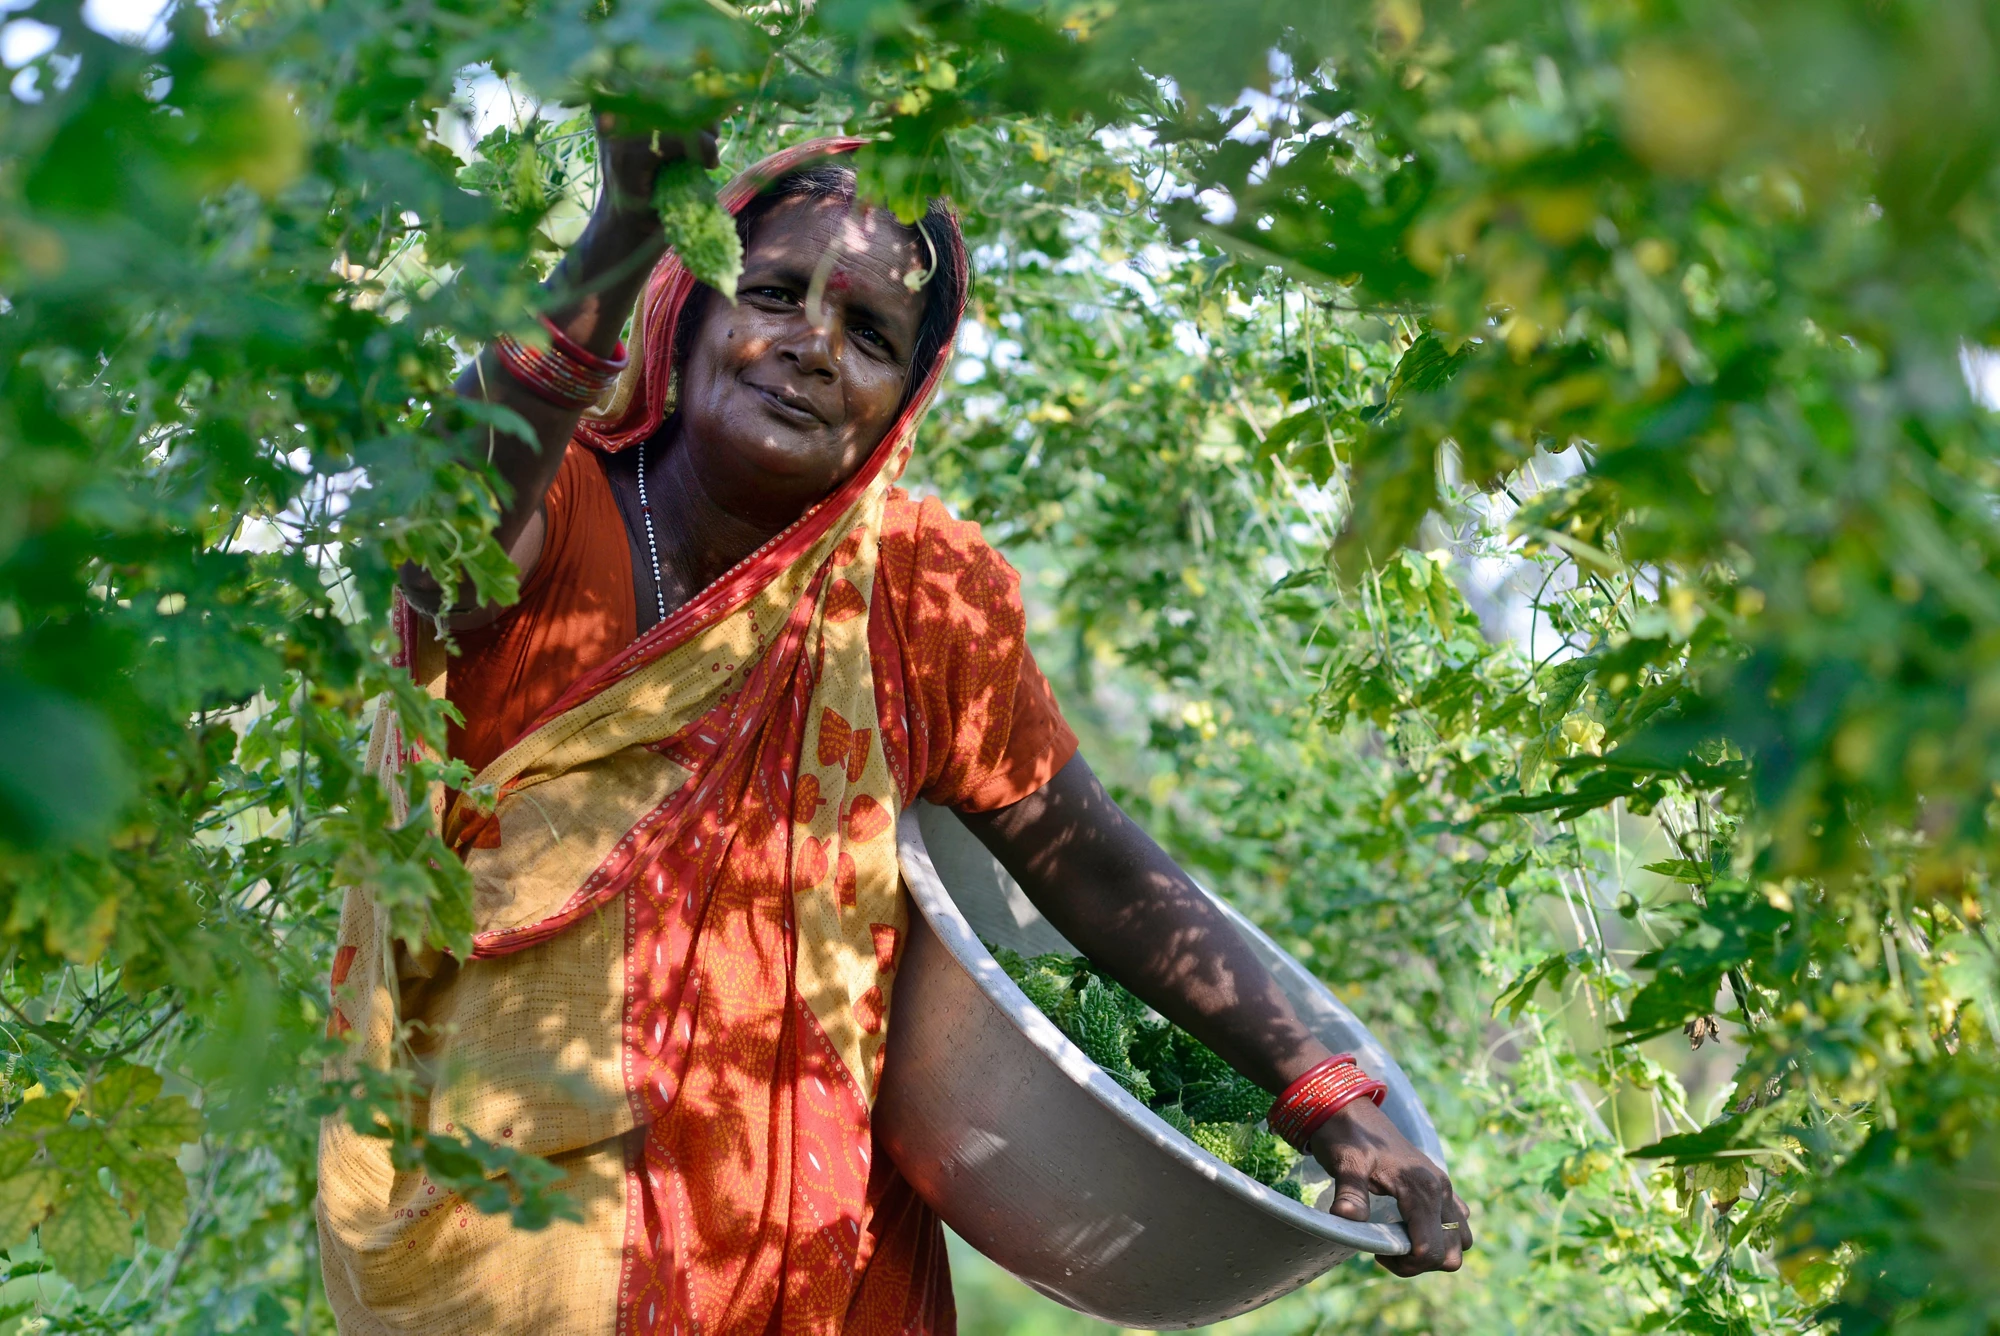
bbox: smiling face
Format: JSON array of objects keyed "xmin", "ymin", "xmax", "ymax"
[{"xmin": 672, "ymin": 192, "xmax": 931, "ymax": 528}]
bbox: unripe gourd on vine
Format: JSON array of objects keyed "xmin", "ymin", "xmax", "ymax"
[{"xmin": 653, "ymin": 158, "xmax": 742, "ymax": 301}]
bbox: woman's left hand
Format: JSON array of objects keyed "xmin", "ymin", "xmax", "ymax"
[{"xmin": 1308, "ymin": 1097, "xmax": 1474, "ymax": 1275}]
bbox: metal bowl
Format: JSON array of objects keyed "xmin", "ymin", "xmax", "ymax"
[{"xmin": 876, "ymin": 803, "xmax": 1446, "ymax": 1329}]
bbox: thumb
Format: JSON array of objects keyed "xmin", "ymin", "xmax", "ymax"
[{"xmin": 1327, "ymin": 1178, "xmax": 1370, "ymax": 1221}]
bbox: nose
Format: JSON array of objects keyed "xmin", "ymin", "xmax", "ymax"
[{"xmin": 779, "ymin": 312, "xmax": 839, "ymax": 382}]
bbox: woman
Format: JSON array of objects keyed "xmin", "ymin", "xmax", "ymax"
[{"xmin": 317, "ymin": 124, "xmax": 1470, "ymax": 1336}]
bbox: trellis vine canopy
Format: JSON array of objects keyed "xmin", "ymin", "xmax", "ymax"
[{"xmin": 3, "ymin": 0, "xmax": 2000, "ymax": 1330}]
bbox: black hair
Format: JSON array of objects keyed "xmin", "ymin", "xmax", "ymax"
[{"xmin": 670, "ymin": 163, "xmax": 966, "ymax": 406}]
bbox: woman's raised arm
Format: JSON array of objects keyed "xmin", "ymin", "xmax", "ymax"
[{"xmin": 398, "ymin": 119, "xmax": 713, "ymax": 632}]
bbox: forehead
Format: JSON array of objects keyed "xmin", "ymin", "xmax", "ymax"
[{"xmin": 743, "ymin": 194, "xmax": 926, "ymax": 307}]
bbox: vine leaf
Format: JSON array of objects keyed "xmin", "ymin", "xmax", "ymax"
[
  {"xmin": 1494, "ymin": 948, "xmax": 1591, "ymax": 1020},
  {"xmin": 1385, "ymin": 330, "xmax": 1471, "ymax": 400},
  {"xmin": 0, "ymin": 1096, "xmax": 70, "ymax": 1248},
  {"xmin": 116, "ymin": 1094, "xmax": 203, "ymax": 1153},
  {"xmin": 90, "ymin": 1063, "xmax": 163, "ymax": 1122},
  {"xmin": 40, "ymin": 1179, "xmax": 131, "ymax": 1283},
  {"xmin": 1628, "ymin": 1116, "xmax": 1747, "ymax": 1164},
  {"xmin": 0, "ymin": 1071, "xmax": 204, "ymax": 1280},
  {"xmin": 118, "ymin": 1154, "xmax": 192, "ymax": 1246},
  {"xmin": 0, "ymin": 1162, "xmax": 62, "ymax": 1249},
  {"xmin": 1615, "ymin": 892, "xmax": 1788, "ymax": 1041}
]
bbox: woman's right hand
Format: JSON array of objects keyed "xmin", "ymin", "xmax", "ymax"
[
  {"xmin": 553, "ymin": 115, "xmax": 721, "ymax": 344},
  {"xmin": 594, "ymin": 115, "xmax": 719, "ymax": 232},
  {"xmin": 405, "ymin": 116, "xmax": 722, "ymax": 630}
]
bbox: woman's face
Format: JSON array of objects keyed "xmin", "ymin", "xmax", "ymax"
[{"xmin": 674, "ymin": 192, "xmax": 931, "ymax": 527}]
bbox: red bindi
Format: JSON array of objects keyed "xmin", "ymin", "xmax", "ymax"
[{"xmin": 827, "ymin": 269, "xmax": 852, "ymax": 293}]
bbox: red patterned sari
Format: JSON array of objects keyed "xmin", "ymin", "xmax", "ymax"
[{"xmin": 317, "ymin": 140, "xmax": 1073, "ymax": 1336}]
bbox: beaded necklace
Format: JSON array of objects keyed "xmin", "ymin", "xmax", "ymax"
[{"xmin": 636, "ymin": 438, "xmax": 667, "ymax": 625}]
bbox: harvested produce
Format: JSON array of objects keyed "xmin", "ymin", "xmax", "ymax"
[
  {"xmin": 991, "ymin": 947, "xmax": 1313, "ymax": 1201},
  {"xmin": 653, "ymin": 158, "xmax": 743, "ymax": 301}
]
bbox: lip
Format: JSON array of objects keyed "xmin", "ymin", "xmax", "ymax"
[{"xmin": 747, "ymin": 381, "xmax": 827, "ymax": 428}]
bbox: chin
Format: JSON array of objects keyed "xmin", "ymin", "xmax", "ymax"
[
  {"xmin": 685, "ymin": 419, "xmax": 841, "ymax": 504},
  {"xmin": 738, "ymin": 432, "xmax": 840, "ymax": 483}
]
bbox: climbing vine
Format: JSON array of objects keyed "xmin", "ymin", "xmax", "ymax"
[{"xmin": 4, "ymin": 0, "xmax": 1999, "ymax": 1331}]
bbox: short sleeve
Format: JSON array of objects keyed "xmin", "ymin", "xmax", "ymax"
[
  {"xmin": 446, "ymin": 444, "xmax": 637, "ymax": 775},
  {"xmin": 869, "ymin": 494, "xmax": 1079, "ymax": 813}
]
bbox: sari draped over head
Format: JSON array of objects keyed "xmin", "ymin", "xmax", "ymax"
[{"xmin": 316, "ymin": 139, "xmax": 1011, "ymax": 1336}]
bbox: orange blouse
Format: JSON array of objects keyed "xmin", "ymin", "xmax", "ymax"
[{"xmin": 446, "ymin": 442, "xmax": 1077, "ymax": 810}]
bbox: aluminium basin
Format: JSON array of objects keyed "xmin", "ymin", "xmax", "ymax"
[{"xmin": 876, "ymin": 803, "xmax": 1445, "ymax": 1329}]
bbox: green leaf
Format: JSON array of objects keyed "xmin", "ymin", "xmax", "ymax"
[
  {"xmin": 0, "ymin": 671, "xmax": 133, "ymax": 850},
  {"xmin": 0, "ymin": 1137, "xmax": 37, "ymax": 1180},
  {"xmin": 40, "ymin": 1180, "xmax": 132, "ymax": 1283},
  {"xmin": 90, "ymin": 1063, "xmax": 164, "ymax": 1122},
  {"xmin": 0, "ymin": 1163, "xmax": 61, "ymax": 1249},
  {"xmin": 116, "ymin": 1094, "xmax": 203, "ymax": 1153},
  {"xmin": 1256, "ymin": 406, "xmax": 1329, "ymax": 460},
  {"xmin": 816, "ymin": 0, "xmax": 911, "ymax": 39},
  {"xmin": 1494, "ymin": 949, "xmax": 1586, "ymax": 1020},
  {"xmin": 455, "ymin": 397, "xmax": 545, "ymax": 453},
  {"xmin": 1386, "ymin": 331, "xmax": 1470, "ymax": 400},
  {"xmin": 1616, "ymin": 891, "xmax": 1788, "ymax": 1040},
  {"xmin": 1685, "ymin": 1159, "xmax": 1752, "ymax": 1209},
  {"xmin": 42, "ymin": 1126, "xmax": 105, "ymax": 1176},
  {"xmin": 1629, "ymin": 1117, "xmax": 1747, "ymax": 1164},
  {"xmin": 115, "ymin": 1154, "xmax": 190, "ymax": 1247},
  {"xmin": 1639, "ymin": 859, "xmax": 1710, "ymax": 885},
  {"xmin": 3, "ymin": 1095, "xmax": 72, "ymax": 1135},
  {"xmin": 1484, "ymin": 770, "xmax": 1667, "ymax": 823}
]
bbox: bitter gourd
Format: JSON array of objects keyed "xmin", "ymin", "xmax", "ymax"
[
  {"xmin": 991, "ymin": 946, "xmax": 1311, "ymax": 1199},
  {"xmin": 653, "ymin": 158, "xmax": 742, "ymax": 302}
]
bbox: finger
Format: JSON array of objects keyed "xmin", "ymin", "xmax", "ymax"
[
  {"xmin": 1360, "ymin": 1190, "xmax": 1426, "ymax": 1277},
  {"xmin": 1393, "ymin": 1173, "xmax": 1450, "ymax": 1271},
  {"xmin": 1426, "ymin": 1180, "xmax": 1465, "ymax": 1272},
  {"xmin": 1375, "ymin": 1228, "xmax": 1430, "ymax": 1279},
  {"xmin": 664, "ymin": 131, "xmax": 719, "ymax": 167},
  {"xmin": 1451, "ymin": 1193, "xmax": 1476, "ymax": 1253},
  {"xmin": 1327, "ymin": 1177, "xmax": 1370, "ymax": 1222},
  {"xmin": 1438, "ymin": 1209, "xmax": 1464, "ymax": 1273}
]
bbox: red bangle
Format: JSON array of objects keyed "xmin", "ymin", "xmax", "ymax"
[
  {"xmin": 492, "ymin": 318, "xmax": 628, "ymax": 411},
  {"xmin": 1267, "ymin": 1054, "xmax": 1387, "ymax": 1151},
  {"xmin": 538, "ymin": 314, "xmax": 628, "ymax": 375}
]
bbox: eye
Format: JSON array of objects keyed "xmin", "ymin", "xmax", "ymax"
[
  {"xmin": 851, "ymin": 324, "xmax": 890, "ymax": 350},
  {"xmin": 745, "ymin": 285, "xmax": 798, "ymax": 306}
]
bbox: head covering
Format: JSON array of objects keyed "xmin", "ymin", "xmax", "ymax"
[
  {"xmin": 323, "ymin": 138, "xmax": 969, "ymax": 1336},
  {"xmin": 522, "ymin": 134, "xmax": 969, "ymax": 688},
  {"xmin": 581, "ymin": 137, "xmax": 904, "ymax": 452}
]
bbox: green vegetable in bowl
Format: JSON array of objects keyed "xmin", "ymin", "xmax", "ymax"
[{"xmin": 990, "ymin": 946, "xmax": 1315, "ymax": 1203}]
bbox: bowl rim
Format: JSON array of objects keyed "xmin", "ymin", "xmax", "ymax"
[{"xmin": 895, "ymin": 806, "xmax": 1414, "ymax": 1258}]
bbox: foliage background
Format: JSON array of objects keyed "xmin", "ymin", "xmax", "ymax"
[{"xmin": 4, "ymin": 0, "xmax": 2000, "ymax": 1331}]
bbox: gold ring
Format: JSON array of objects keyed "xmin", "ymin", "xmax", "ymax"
[{"xmin": 1441, "ymin": 1221, "xmax": 1461, "ymax": 1231}]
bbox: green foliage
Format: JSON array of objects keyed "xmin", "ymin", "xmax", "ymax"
[
  {"xmin": 993, "ymin": 947, "xmax": 1301, "ymax": 1191},
  {"xmin": 6, "ymin": 0, "xmax": 2000, "ymax": 1329},
  {"xmin": 0, "ymin": 1067, "xmax": 200, "ymax": 1289}
]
